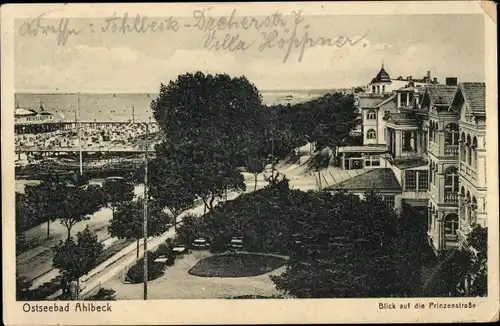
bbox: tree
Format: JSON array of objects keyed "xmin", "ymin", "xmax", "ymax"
[
  {"xmin": 247, "ymin": 155, "xmax": 266, "ymax": 191},
  {"xmin": 52, "ymin": 226, "xmax": 104, "ymax": 299},
  {"xmin": 16, "ymin": 273, "xmax": 32, "ymax": 300},
  {"xmin": 59, "ymin": 173, "xmax": 104, "ymax": 240},
  {"xmin": 270, "ymin": 190, "xmax": 404, "ymax": 298},
  {"xmin": 108, "ymin": 198, "xmax": 172, "ymax": 258},
  {"xmin": 176, "ymin": 213, "xmax": 205, "ymax": 247},
  {"xmin": 22, "ymin": 174, "xmax": 67, "ymax": 239},
  {"xmin": 150, "ymin": 72, "xmax": 262, "ymax": 214},
  {"xmin": 434, "ymin": 225, "xmax": 488, "ymax": 297},
  {"xmin": 466, "ymin": 225, "xmax": 487, "ymax": 296},
  {"xmin": 148, "ymin": 149, "xmax": 196, "ymax": 233},
  {"xmin": 102, "ymin": 177, "xmax": 135, "ymax": 220}
]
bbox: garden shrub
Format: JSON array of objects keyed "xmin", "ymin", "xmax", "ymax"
[
  {"xmin": 86, "ymin": 288, "xmax": 116, "ymax": 300},
  {"xmin": 156, "ymin": 240, "xmax": 175, "ymax": 266},
  {"xmin": 126, "ymin": 253, "xmax": 165, "ymax": 283}
]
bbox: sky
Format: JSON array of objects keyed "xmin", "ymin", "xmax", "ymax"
[{"xmin": 14, "ymin": 13, "xmax": 485, "ymax": 93}]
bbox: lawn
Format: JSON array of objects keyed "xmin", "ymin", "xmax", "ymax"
[{"xmin": 188, "ymin": 253, "xmax": 286, "ymax": 278}]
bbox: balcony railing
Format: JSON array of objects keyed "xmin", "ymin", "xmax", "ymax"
[
  {"xmin": 465, "ymin": 166, "xmax": 477, "ymax": 180},
  {"xmin": 444, "ymin": 192, "xmax": 458, "ymax": 204},
  {"xmin": 444, "ymin": 145, "xmax": 459, "ymax": 156}
]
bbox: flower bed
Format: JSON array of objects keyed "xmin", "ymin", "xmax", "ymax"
[{"xmin": 188, "ymin": 253, "xmax": 286, "ymax": 278}]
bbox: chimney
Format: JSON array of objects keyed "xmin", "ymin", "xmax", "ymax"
[
  {"xmin": 445, "ymin": 77, "xmax": 457, "ymax": 86},
  {"xmin": 427, "ymin": 70, "xmax": 431, "ymax": 80},
  {"xmin": 433, "ymin": 77, "xmax": 438, "ymax": 83}
]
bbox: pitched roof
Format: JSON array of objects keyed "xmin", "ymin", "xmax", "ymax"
[
  {"xmin": 358, "ymin": 96, "xmax": 386, "ymax": 109},
  {"xmin": 460, "ymin": 82, "xmax": 485, "ymax": 114},
  {"xmin": 375, "ymin": 94, "xmax": 397, "ymax": 108},
  {"xmin": 425, "ymin": 85, "xmax": 458, "ymax": 106},
  {"xmin": 326, "ymin": 168, "xmax": 401, "ymax": 191}
]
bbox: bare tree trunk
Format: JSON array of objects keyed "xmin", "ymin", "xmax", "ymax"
[
  {"xmin": 136, "ymin": 238, "xmax": 140, "ymax": 259},
  {"xmin": 76, "ymin": 278, "xmax": 80, "ymax": 300},
  {"xmin": 254, "ymin": 174, "xmax": 258, "ymax": 191},
  {"xmin": 67, "ymin": 226, "xmax": 72, "ymax": 241},
  {"xmin": 209, "ymin": 196, "xmax": 216, "ymax": 210},
  {"xmin": 46, "ymin": 219, "xmax": 50, "ymax": 240}
]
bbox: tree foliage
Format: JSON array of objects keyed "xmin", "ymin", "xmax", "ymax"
[
  {"xmin": 102, "ymin": 177, "xmax": 135, "ymax": 219},
  {"xmin": 177, "ymin": 180, "xmax": 423, "ymax": 298},
  {"xmin": 265, "ymin": 92, "xmax": 359, "ymax": 156},
  {"xmin": 432, "ymin": 225, "xmax": 487, "ymax": 297},
  {"xmin": 150, "ymin": 72, "xmax": 263, "ymax": 213},
  {"xmin": 467, "ymin": 225, "xmax": 487, "ymax": 296},
  {"xmin": 59, "ymin": 174, "xmax": 104, "ymax": 240},
  {"xmin": 17, "ymin": 175, "xmax": 68, "ymax": 240},
  {"xmin": 108, "ymin": 198, "xmax": 172, "ymax": 258},
  {"xmin": 16, "ymin": 273, "xmax": 33, "ymax": 300},
  {"xmin": 52, "ymin": 226, "xmax": 104, "ymax": 296}
]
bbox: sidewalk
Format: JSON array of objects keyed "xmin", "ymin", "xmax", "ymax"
[
  {"xmin": 17, "ymin": 207, "xmax": 114, "ymax": 282},
  {"xmin": 16, "ymin": 181, "xmax": 145, "ymax": 282}
]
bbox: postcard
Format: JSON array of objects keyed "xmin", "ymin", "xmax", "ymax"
[{"xmin": 2, "ymin": 1, "xmax": 498, "ymax": 325}]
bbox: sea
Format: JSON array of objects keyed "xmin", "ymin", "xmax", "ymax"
[{"xmin": 14, "ymin": 89, "xmax": 348, "ymax": 122}]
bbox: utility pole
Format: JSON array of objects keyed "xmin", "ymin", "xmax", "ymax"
[
  {"xmin": 271, "ymin": 128, "xmax": 275, "ymax": 178},
  {"xmin": 143, "ymin": 122, "xmax": 149, "ymax": 300},
  {"xmin": 132, "ymin": 105, "xmax": 135, "ymax": 123},
  {"xmin": 77, "ymin": 93, "xmax": 83, "ymax": 175}
]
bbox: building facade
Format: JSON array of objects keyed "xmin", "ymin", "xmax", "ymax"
[{"xmin": 339, "ymin": 65, "xmax": 487, "ymax": 257}]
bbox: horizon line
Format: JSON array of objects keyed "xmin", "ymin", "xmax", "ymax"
[{"xmin": 14, "ymin": 87, "xmax": 357, "ymax": 94}]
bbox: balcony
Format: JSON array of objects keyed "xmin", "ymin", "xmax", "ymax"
[
  {"xmin": 444, "ymin": 192, "xmax": 458, "ymax": 204},
  {"xmin": 444, "ymin": 145, "xmax": 458, "ymax": 156},
  {"xmin": 460, "ymin": 164, "xmax": 477, "ymax": 180}
]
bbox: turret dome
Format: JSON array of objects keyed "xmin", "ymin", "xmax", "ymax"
[{"xmin": 371, "ymin": 64, "xmax": 391, "ymax": 83}]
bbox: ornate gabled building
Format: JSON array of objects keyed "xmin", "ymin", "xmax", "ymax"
[
  {"xmin": 421, "ymin": 84, "xmax": 460, "ymax": 252},
  {"xmin": 338, "ymin": 64, "xmax": 488, "ymax": 258},
  {"xmin": 450, "ymin": 82, "xmax": 487, "ymax": 250},
  {"xmin": 380, "ymin": 80, "xmax": 486, "ymax": 255}
]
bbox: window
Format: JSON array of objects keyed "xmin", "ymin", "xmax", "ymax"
[
  {"xmin": 404, "ymin": 170, "xmax": 428, "ymax": 192},
  {"xmin": 364, "ymin": 155, "xmax": 380, "ymax": 167},
  {"xmin": 427, "ymin": 207, "xmax": 433, "ymax": 233},
  {"xmin": 444, "ymin": 167, "xmax": 459, "ymax": 193},
  {"xmin": 382, "ymin": 85, "xmax": 386, "ymax": 93},
  {"xmin": 372, "ymin": 86, "xmax": 376, "ymax": 93},
  {"xmin": 466, "ymin": 134, "xmax": 472, "ymax": 165},
  {"xmin": 460, "ymin": 132, "xmax": 466, "ymax": 162},
  {"xmin": 444, "ymin": 214, "xmax": 459, "ymax": 236},
  {"xmin": 444, "ymin": 123, "xmax": 459, "ymax": 145},
  {"xmin": 366, "ymin": 110, "xmax": 377, "ymax": 120},
  {"xmin": 366, "ymin": 129, "xmax": 376, "ymax": 140},
  {"xmin": 402, "ymin": 131, "xmax": 416, "ymax": 151},
  {"xmin": 383, "ymin": 195, "xmax": 395, "ymax": 209},
  {"xmin": 417, "ymin": 171, "xmax": 429, "ymax": 191},
  {"xmin": 405, "ymin": 170, "xmax": 417, "ymax": 191},
  {"xmin": 429, "ymin": 162, "xmax": 433, "ymax": 183},
  {"xmin": 472, "ymin": 137, "xmax": 478, "ymax": 168}
]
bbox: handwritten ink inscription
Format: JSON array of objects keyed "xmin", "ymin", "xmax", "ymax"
[
  {"xmin": 18, "ymin": 13, "xmax": 84, "ymax": 46},
  {"xmin": 18, "ymin": 9, "xmax": 369, "ymax": 63}
]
